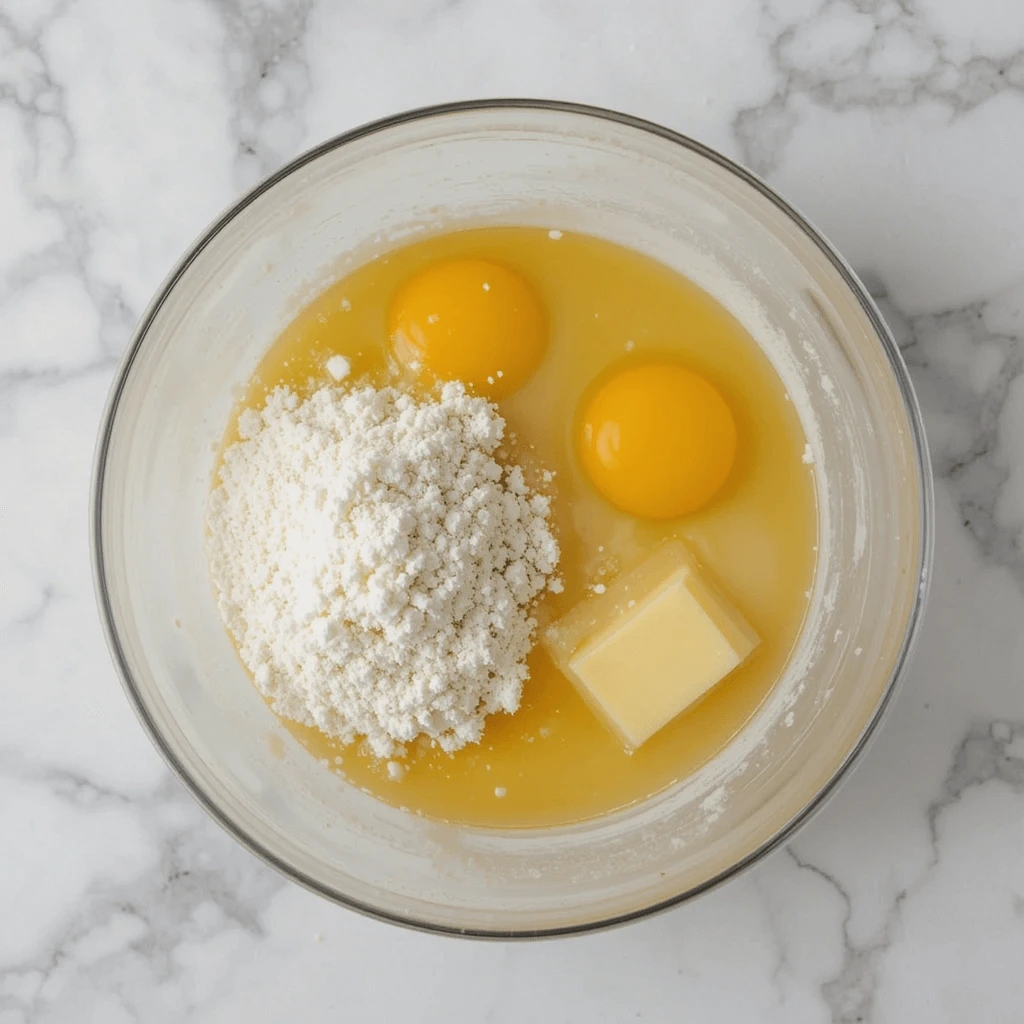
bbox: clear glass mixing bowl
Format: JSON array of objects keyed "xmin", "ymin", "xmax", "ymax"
[{"xmin": 91, "ymin": 101, "xmax": 933, "ymax": 937}]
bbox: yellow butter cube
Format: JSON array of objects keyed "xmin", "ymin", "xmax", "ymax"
[{"xmin": 543, "ymin": 542, "xmax": 759, "ymax": 749}]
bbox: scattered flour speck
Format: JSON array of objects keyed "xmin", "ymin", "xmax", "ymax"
[
  {"xmin": 700, "ymin": 786, "xmax": 727, "ymax": 822},
  {"xmin": 325, "ymin": 355, "xmax": 350, "ymax": 381}
]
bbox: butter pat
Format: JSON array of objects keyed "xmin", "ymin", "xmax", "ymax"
[{"xmin": 543, "ymin": 542, "xmax": 759, "ymax": 748}]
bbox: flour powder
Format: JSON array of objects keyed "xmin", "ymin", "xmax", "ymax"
[{"xmin": 207, "ymin": 381, "xmax": 560, "ymax": 758}]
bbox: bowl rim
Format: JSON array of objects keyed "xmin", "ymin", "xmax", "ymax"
[{"xmin": 90, "ymin": 98, "xmax": 935, "ymax": 940}]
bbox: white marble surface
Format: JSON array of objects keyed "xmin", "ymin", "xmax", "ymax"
[{"xmin": 3, "ymin": 0, "xmax": 1024, "ymax": 1019}]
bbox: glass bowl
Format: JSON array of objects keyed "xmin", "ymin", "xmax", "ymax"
[{"xmin": 91, "ymin": 100, "xmax": 933, "ymax": 937}]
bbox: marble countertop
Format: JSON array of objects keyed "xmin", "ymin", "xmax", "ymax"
[{"xmin": 3, "ymin": 0, "xmax": 1024, "ymax": 1020}]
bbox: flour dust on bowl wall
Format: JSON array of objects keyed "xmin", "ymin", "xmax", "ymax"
[{"xmin": 92, "ymin": 102, "xmax": 932, "ymax": 936}]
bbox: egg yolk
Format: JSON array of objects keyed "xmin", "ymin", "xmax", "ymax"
[
  {"xmin": 578, "ymin": 362, "xmax": 737, "ymax": 519},
  {"xmin": 388, "ymin": 258, "xmax": 546, "ymax": 399}
]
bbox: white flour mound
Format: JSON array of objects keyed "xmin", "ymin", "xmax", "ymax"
[{"xmin": 207, "ymin": 381, "xmax": 560, "ymax": 758}]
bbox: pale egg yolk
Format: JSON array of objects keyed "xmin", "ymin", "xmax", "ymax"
[
  {"xmin": 388, "ymin": 258, "xmax": 546, "ymax": 399},
  {"xmin": 578, "ymin": 362, "xmax": 737, "ymax": 519}
]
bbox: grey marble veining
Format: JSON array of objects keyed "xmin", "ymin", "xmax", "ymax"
[{"xmin": 2, "ymin": 0, "xmax": 1024, "ymax": 1020}]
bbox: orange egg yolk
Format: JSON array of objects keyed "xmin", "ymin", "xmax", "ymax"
[
  {"xmin": 388, "ymin": 258, "xmax": 546, "ymax": 399},
  {"xmin": 578, "ymin": 362, "xmax": 737, "ymax": 519}
]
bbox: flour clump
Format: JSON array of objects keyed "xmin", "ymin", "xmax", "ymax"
[{"xmin": 207, "ymin": 381, "xmax": 560, "ymax": 758}]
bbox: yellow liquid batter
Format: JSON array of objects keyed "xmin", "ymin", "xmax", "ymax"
[{"xmin": 228, "ymin": 227, "xmax": 817, "ymax": 828}]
